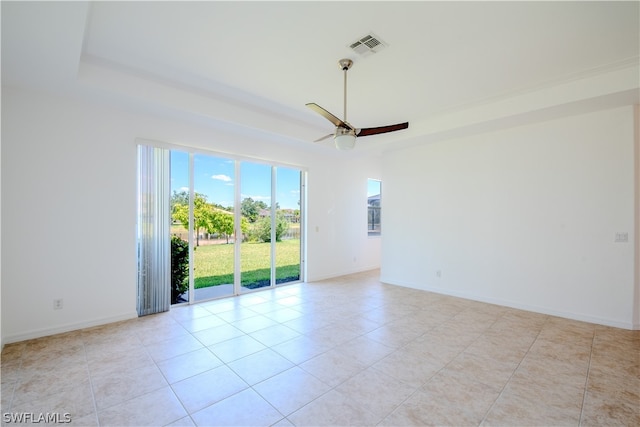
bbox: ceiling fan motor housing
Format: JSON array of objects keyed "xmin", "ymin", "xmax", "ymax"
[{"xmin": 338, "ymin": 58, "xmax": 353, "ymax": 71}]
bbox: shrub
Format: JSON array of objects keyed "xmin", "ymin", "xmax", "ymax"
[
  {"xmin": 251, "ymin": 212, "xmax": 289, "ymax": 242},
  {"xmin": 171, "ymin": 235, "xmax": 189, "ymax": 303}
]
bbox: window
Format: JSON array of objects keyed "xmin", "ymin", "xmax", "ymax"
[{"xmin": 368, "ymin": 179, "xmax": 381, "ymax": 236}]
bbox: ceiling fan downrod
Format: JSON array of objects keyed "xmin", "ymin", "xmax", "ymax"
[{"xmin": 338, "ymin": 59, "xmax": 353, "ymax": 123}]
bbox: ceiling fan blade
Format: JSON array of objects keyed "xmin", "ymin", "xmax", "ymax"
[
  {"xmin": 357, "ymin": 122, "xmax": 409, "ymax": 137},
  {"xmin": 313, "ymin": 133, "xmax": 334, "ymax": 143},
  {"xmin": 306, "ymin": 103, "xmax": 354, "ymax": 130}
]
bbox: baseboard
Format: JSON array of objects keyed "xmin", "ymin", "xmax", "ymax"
[
  {"xmin": 1, "ymin": 311, "xmax": 139, "ymax": 346},
  {"xmin": 380, "ymin": 275, "xmax": 637, "ymax": 331},
  {"xmin": 307, "ymin": 265, "xmax": 380, "ymax": 283}
]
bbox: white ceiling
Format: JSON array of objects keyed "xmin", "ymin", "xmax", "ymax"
[{"xmin": 2, "ymin": 1, "xmax": 639, "ymax": 152}]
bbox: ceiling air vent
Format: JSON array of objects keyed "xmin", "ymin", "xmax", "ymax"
[{"xmin": 349, "ymin": 33, "xmax": 387, "ymax": 57}]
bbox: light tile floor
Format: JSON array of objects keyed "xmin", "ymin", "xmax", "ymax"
[{"xmin": 1, "ymin": 270, "xmax": 639, "ymax": 426}]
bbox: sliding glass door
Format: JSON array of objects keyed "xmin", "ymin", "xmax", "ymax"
[{"xmin": 158, "ymin": 146, "xmax": 304, "ymax": 304}]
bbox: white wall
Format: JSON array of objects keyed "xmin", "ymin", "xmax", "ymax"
[
  {"xmin": 1, "ymin": 86, "xmax": 381, "ymax": 344},
  {"xmin": 381, "ymin": 106, "xmax": 638, "ymax": 329},
  {"xmin": 306, "ymin": 155, "xmax": 382, "ymax": 281}
]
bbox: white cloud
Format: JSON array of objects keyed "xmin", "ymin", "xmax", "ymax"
[
  {"xmin": 241, "ymin": 194, "xmax": 271, "ymax": 201},
  {"xmin": 211, "ymin": 174, "xmax": 232, "ymax": 182}
]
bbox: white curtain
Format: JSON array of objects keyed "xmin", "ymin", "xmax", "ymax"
[{"xmin": 137, "ymin": 144, "xmax": 171, "ymax": 316}]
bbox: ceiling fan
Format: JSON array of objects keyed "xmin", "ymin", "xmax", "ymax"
[{"xmin": 306, "ymin": 58, "xmax": 409, "ymax": 150}]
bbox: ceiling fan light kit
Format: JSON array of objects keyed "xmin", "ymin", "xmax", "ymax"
[
  {"xmin": 307, "ymin": 58, "xmax": 408, "ymax": 150},
  {"xmin": 334, "ymin": 127, "xmax": 357, "ymax": 150}
]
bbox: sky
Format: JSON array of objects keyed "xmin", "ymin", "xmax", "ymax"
[
  {"xmin": 170, "ymin": 151, "xmax": 301, "ymax": 210},
  {"xmin": 367, "ymin": 178, "xmax": 381, "ymax": 198}
]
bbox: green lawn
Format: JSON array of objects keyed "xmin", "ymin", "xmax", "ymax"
[{"xmin": 193, "ymin": 239, "xmax": 300, "ymax": 289}]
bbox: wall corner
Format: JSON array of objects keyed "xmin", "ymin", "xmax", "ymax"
[{"xmin": 633, "ymin": 105, "xmax": 640, "ymax": 329}]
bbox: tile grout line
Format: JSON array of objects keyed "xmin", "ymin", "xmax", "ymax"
[
  {"xmin": 371, "ymin": 307, "xmax": 480, "ymax": 425},
  {"xmin": 274, "ymin": 308, "xmax": 380, "ymax": 420},
  {"xmin": 578, "ymin": 328, "xmax": 596, "ymax": 427},
  {"xmin": 272, "ymin": 296, "xmax": 428, "ymax": 426},
  {"xmin": 427, "ymin": 308, "xmax": 526, "ymax": 422},
  {"xmin": 78, "ymin": 335, "xmax": 101, "ymax": 427},
  {"xmin": 151, "ymin": 336, "xmax": 192, "ymax": 427},
  {"xmin": 222, "ymin": 287, "xmax": 372, "ymax": 425},
  {"xmin": 477, "ymin": 312, "xmax": 550, "ymax": 426},
  {"xmin": 169, "ymin": 291, "xmax": 320, "ymax": 425},
  {"xmin": 169, "ymin": 309, "xmax": 249, "ymax": 425},
  {"xmin": 2, "ymin": 343, "xmax": 25, "ymax": 416}
]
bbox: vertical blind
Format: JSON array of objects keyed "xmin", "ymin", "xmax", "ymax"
[{"xmin": 136, "ymin": 144, "xmax": 171, "ymax": 316}]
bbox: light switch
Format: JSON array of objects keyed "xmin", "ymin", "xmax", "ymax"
[{"xmin": 615, "ymin": 232, "xmax": 628, "ymax": 243}]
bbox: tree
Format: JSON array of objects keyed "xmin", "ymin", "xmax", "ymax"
[
  {"xmin": 171, "ymin": 190, "xmax": 189, "ymax": 207},
  {"xmin": 241, "ymin": 197, "xmax": 268, "ymax": 223},
  {"xmin": 171, "ymin": 193, "xmax": 212, "ymax": 246},
  {"xmin": 209, "ymin": 210, "xmax": 234, "ymax": 243},
  {"xmin": 240, "ymin": 216, "xmax": 249, "ymax": 236},
  {"xmin": 172, "ymin": 193, "xmax": 249, "ymax": 245},
  {"xmin": 254, "ymin": 211, "xmax": 290, "ymax": 242}
]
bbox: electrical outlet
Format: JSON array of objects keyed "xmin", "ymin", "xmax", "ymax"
[
  {"xmin": 436, "ymin": 270, "xmax": 442, "ymax": 278},
  {"xmin": 53, "ymin": 299, "xmax": 63, "ymax": 310}
]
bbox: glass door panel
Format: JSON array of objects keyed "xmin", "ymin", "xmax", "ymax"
[
  {"xmin": 193, "ymin": 154, "xmax": 235, "ymax": 301},
  {"xmin": 240, "ymin": 162, "xmax": 272, "ymax": 291},
  {"xmin": 275, "ymin": 167, "xmax": 301, "ymax": 285},
  {"xmin": 170, "ymin": 150, "xmax": 191, "ymax": 304}
]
